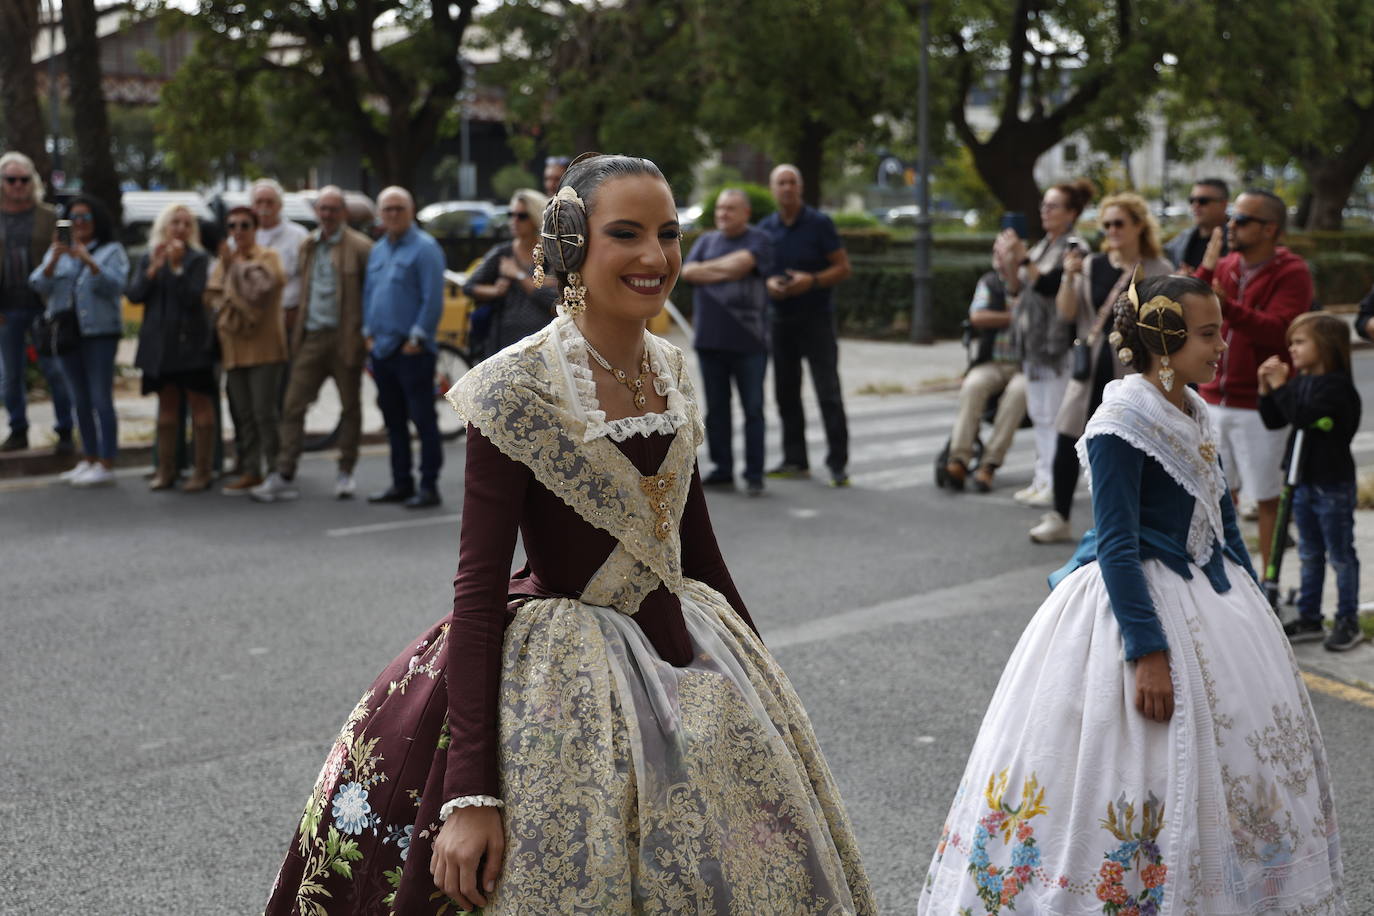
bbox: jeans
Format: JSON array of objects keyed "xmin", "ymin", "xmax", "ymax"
[
  {"xmin": 371, "ymin": 348, "xmax": 442, "ymax": 491},
  {"xmin": 225, "ymin": 363, "xmax": 285, "ymax": 478},
  {"xmin": 57, "ymin": 335, "xmax": 119, "ymax": 461},
  {"xmin": 697, "ymin": 348, "xmax": 767, "ymax": 483},
  {"xmin": 772, "ymin": 311, "xmax": 848, "ymax": 473},
  {"xmin": 1293, "ymin": 480, "xmax": 1360, "ymax": 623},
  {"xmin": 0, "ymin": 306, "xmax": 73, "ymax": 434}
]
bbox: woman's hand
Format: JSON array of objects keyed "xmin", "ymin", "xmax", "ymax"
[
  {"xmin": 1063, "ymin": 247, "xmax": 1084, "ymax": 277},
  {"xmin": 168, "ymin": 238, "xmax": 187, "ymax": 269},
  {"xmin": 1201, "ymin": 225, "xmax": 1224, "ymax": 271},
  {"xmin": 1257, "ymin": 355, "xmax": 1289, "ymax": 394},
  {"xmin": 1134, "ymin": 650, "xmax": 1174, "ymax": 723},
  {"xmin": 430, "ymin": 805, "xmax": 505, "ymax": 911},
  {"xmin": 497, "ymin": 255, "xmax": 523, "ymax": 281}
]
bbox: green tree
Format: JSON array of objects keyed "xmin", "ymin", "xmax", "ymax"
[
  {"xmin": 476, "ymin": 0, "xmax": 706, "ymax": 196},
  {"xmin": 938, "ymin": 0, "xmax": 1191, "ymax": 236},
  {"xmin": 693, "ymin": 0, "xmax": 918, "ymax": 206},
  {"xmin": 1169, "ymin": 0, "xmax": 1374, "ymax": 230},
  {"xmin": 147, "ymin": 0, "xmax": 478, "ymax": 189}
]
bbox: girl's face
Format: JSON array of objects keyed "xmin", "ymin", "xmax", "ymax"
[
  {"xmin": 1160, "ymin": 292, "xmax": 1227, "ymax": 388},
  {"xmin": 1288, "ymin": 329, "xmax": 1323, "ymax": 373},
  {"xmin": 167, "ymin": 209, "xmax": 195, "ymax": 242},
  {"xmin": 580, "ymin": 175, "xmax": 681, "ymax": 323},
  {"xmin": 1101, "ymin": 205, "xmax": 1139, "ymax": 252}
]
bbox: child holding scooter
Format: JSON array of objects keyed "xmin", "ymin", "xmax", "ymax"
[{"xmin": 1259, "ymin": 312, "xmax": 1365, "ymax": 652}]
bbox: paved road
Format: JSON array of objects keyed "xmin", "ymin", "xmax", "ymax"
[{"xmin": 3, "ymin": 381, "xmax": 1371, "ymax": 913}]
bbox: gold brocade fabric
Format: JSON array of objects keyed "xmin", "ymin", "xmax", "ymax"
[{"xmin": 490, "ymin": 582, "xmax": 876, "ymax": 914}]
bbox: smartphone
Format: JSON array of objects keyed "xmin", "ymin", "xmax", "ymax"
[
  {"xmin": 55, "ymin": 219, "xmax": 72, "ymax": 246},
  {"xmin": 999, "ymin": 211, "xmax": 1028, "ymax": 239}
]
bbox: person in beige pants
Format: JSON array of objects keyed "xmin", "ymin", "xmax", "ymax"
[
  {"xmin": 252, "ymin": 187, "xmax": 374, "ymax": 502},
  {"xmin": 945, "ymin": 270, "xmax": 1027, "ymax": 492}
]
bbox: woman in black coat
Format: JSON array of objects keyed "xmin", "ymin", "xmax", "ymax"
[{"xmin": 127, "ymin": 203, "xmax": 214, "ymax": 491}]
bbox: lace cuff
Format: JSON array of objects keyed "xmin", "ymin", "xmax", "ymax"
[{"xmin": 438, "ymin": 795, "xmax": 504, "ymax": 822}]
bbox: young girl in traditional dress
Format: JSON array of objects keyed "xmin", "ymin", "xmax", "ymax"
[
  {"xmin": 265, "ymin": 153, "xmax": 875, "ymax": 915},
  {"xmin": 918, "ymin": 274, "xmax": 1346, "ymax": 914}
]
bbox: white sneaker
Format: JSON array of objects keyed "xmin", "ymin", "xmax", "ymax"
[
  {"xmin": 251, "ymin": 471, "xmax": 299, "ymax": 503},
  {"xmin": 334, "ymin": 471, "xmax": 356, "ymax": 499},
  {"xmin": 60, "ymin": 460, "xmax": 93, "ymax": 482},
  {"xmin": 72, "ymin": 463, "xmax": 115, "ymax": 488},
  {"xmin": 1241, "ymin": 501, "xmax": 1259, "ymax": 521},
  {"xmin": 1014, "ymin": 482, "xmax": 1053, "ymax": 507},
  {"xmin": 1030, "ymin": 510, "xmax": 1072, "ymax": 543}
]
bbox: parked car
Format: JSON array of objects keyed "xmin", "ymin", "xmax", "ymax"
[
  {"xmin": 119, "ymin": 190, "xmax": 216, "ymax": 256},
  {"xmin": 417, "ymin": 200, "xmax": 510, "ymax": 240}
]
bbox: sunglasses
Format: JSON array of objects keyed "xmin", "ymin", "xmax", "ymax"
[
  {"xmin": 1102, "ymin": 219, "xmax": 1128, "ymax": 230},
  {"xmin": 227, "ymin": 220, "xmax": 254, "ymax": 231},
  {"xmin": 1230, "ymin": 213, "xmax": 1272, "ymax": 227},
  {"xmin": 4, "ymin": 174, "xmax": 32, "ymax": 184},
  {"xmin": 69, "ymin": 212, "xmax": 93, "ymax": 222},
  {"xmin": 1188, "ymin": 195, "xmax": 1222, "ymax": 206},
  {"xmin": 511, "ymin": 211, "xmax": 531, "ymax": 221}
]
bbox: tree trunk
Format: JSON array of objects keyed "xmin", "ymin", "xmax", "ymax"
[
  {"xmin": 794, "ymin": 118, "xmax": 829, "ymax": 207},
  {"xmin": 61, "ymin": 0, "xmax": 121, "ymax": 222},
  {"xmin": 1298, "ymin": 107, "xmax": 1374, "ymax": 231},
  {"xmin": 0, "ymin": 0, "xmax": 53, "ymax": 182},
  {"xmin": 970, "ymin": 139, "xmax": 1046, "ymax": 237}
]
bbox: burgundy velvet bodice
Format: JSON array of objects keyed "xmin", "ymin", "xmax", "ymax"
[{"xmin": 443, "ymin": 424, "xmax": 755, "ymax": 800}]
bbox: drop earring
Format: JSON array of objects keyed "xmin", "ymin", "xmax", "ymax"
[
  {"xmin": 563, "ymin": 271, "xmax": 587, "ymax": 316},
  {"xmin": 531, "ymin": 243, "xmax": 546, "ymax": 287},
  {"xmin": 1158, "ymin": 354, "xmax": 1175, "ymax": 392}
]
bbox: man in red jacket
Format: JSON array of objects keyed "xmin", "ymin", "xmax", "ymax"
[{"xmin": 1194, "ymin": 189, "xmax": 1312, "ymax": 572}]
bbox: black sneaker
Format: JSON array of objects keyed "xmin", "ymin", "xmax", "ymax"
[
  {"xmin": 745, "ymin": 479, "xmax": 764, "ymax": 497},
  {"xmin": 702, "ymin": 473, "xmax": 734, "ymax": 487},
  {"xmin": 0, "ymin": 429, "xmax": 28, "ymax": 452},
  {"xmin": 1283, "ymin": 618, "xmax": 1325, "ymax": 643},
  {"xmin": 829, "ymin": 470, "xmax": 850, "ymax": 488},
  {"xmin": 54, "ymin": 429, "xmax": 75, "ymax": 456},
  {"xmin": 1324, "ymin": 617, "xmax": 1365, "ymax": 652},
  {"xmin": 767, "ymin": 463, "xmax": 810, "ymax": 480}
]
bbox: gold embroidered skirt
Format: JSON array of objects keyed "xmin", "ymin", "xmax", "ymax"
[{"xmin": 491, "ymin": 579, "xmax": 875, "ymax": 914}]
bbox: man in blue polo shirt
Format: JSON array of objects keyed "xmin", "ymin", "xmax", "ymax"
[
  {"xmin": 362, "ymin": 186, "xmax": 447, "ymax": 509},
  {"xmin": 758, "ymin": 164, "xmax": 852, "ymax": 486},
  {"xmin": 681, "ymin": 188, "xmax": 774, "ymax": 496}
]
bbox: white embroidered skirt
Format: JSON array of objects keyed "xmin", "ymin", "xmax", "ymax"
[
  {"xmin": 917, "ymin": 559, "xmax": 1346, "ymax": 915},
  {"xmin": 491, "ymin": 579, "xmax": 876, "ymax": 915}
]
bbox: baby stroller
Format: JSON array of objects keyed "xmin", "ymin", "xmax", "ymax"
[{"xmin": 934, "ymin": 271, "xmax": 1030, "ymax": 489}]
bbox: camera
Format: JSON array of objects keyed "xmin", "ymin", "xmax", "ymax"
[{"xmin": 55, "ymin": 219, "xmax": 72, "ymax": 246}]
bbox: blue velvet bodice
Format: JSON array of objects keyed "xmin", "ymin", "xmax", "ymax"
[{"xmin": 1049, "ymin": 434, "xmax": 1257, "ymax": 660}]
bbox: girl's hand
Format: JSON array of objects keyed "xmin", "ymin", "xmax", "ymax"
[
  {"xmin": 1134, "ymin": 651, "xmax": 1174, "ymax": 722},
  {"xmin": 1257, "ymin": 355, "xmax": 1288, "ymax": 394},
  {"xmin": 430, "ymin": 805, "xmax": 505, "ymax": 911}
]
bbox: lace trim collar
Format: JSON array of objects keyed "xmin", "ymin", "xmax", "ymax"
[
  {"xmin": 552, "ymin": 316, "xmax": 688, "ymax": 442},
  {"xmin": 1078, "ymin": 373, "xmax": 1227, "ymax": 568}
]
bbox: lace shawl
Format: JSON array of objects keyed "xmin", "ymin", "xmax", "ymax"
[
  {"xmin": 1077, "ymin": 373, "xmax": 1226, "ymax": 567},
  {"xmin": 445, "ymin": 315, "xmax": 705, "ymax": 593}
]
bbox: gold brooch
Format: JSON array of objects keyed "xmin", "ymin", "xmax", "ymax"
[
  {"xmin": 1199, "ymin": 441, "xmax": 1217, "ymax": 463},
  {"xmin": 640, "ymin": 471, "xmax": 678, "ymax": 540}
]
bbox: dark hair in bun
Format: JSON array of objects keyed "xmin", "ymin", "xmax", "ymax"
[
  {"xmin": 1113, "ymin": 274, "xmax": 1211, "ymax": 371},
  {"xmin": 1051, "ymin": 177, "xmax": 1096, "ymax": 216},
  {"xmin": 540, "ymin": 152, "xmax": 667, "ymax": 279}
]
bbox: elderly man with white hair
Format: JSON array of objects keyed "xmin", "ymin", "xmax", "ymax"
[
  {"xmin": 362, "ymin": 185, "xmax": 447, "ymax": 509},
  {"xmin": 0, "ymin": 150, "xmax": 74, "ymax": 453},
  {"xmin": 251, "ymin": 178, "xmax": 310, "ymax": 333},
  {"xmin": 253, "ymin": 186, "xmax": 375, "ymax": 503}
]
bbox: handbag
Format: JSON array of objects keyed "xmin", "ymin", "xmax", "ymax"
[
  {"xmin": 1070, "ymin": 258, "xmax": 1134, "ymax": 382},
  {"xmin": 36, "ymin": 269, "xmax": 82, "ymax": 357},
  {"xmin": 1070, "ymin": 336, "xmax": 1093, "ymax": 381}
]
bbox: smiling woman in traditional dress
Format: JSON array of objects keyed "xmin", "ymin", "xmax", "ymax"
[
  {"xmin": 918, "ymin": 274, "xmax": 1346, "ymax": 914},
  {"xmin": 265, "ymin": 153, "xmax": 875, "ymax": 915}
]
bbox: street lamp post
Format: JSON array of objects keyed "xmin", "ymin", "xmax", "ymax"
[{"xmin": 909, "ymin": 0, "xmax": 933, "ymax": 344}]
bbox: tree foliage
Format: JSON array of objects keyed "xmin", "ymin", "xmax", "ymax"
[
  {"xmin": 147, "ymin": 0, "xmax": 478, "ymax": 189},
  {"xmin": 937, "ymin": 0, "xmax": 1195, "ymax": 235}
]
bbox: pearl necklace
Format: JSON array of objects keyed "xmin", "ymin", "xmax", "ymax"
[{"xmin": 584, "ymin": 337, "xmax": 653, "ymax": 409}]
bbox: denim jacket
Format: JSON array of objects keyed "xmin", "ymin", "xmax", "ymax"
[{"xmin": 30, "ymin": 241, "xmax": 131, "ymax": 338}]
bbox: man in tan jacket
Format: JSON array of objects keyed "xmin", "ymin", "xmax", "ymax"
[{"xmin": 253, "ymin": 186, "xmax": 374, "ymax": 501}]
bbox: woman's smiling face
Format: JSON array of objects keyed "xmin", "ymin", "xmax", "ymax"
[{"xmin": 579, "ymin": 175, "xmax": 681, "ymax": 323}]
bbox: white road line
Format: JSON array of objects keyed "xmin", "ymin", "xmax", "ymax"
[{"xmin": 326, "ymin": 514, "xmax": 462, "ymax": 537}]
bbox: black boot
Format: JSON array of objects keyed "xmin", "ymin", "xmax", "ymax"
[
  {"xmin": 0, "ymin": 428, "xmax": 28, "ymax": 452},
  {"xmin": 54, "ymin": 428, "xmax": 75, "ymax": 456}
]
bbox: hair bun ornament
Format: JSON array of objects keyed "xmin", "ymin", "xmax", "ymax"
[
  {"xmin": 541, "ymin": 184, "xmax": 589, "ymax": 275},
  {"xmin": 1117, "ymin": 346, "xmax": 1134, "ymax": 366}
]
